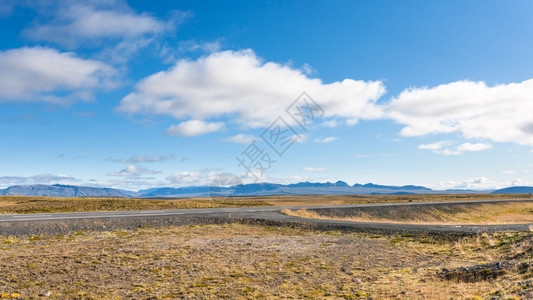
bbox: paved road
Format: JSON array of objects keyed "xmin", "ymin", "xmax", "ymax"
[{"xmin": 1, "ymin": 198, "xmax": 533, "ymax": 234}]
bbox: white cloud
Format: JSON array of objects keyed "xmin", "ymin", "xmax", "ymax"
[
  {"xmin": 107, "ymin": 154, "xmax": 174, "ymax": 164},
  {"xmin": 418, "ymin": 140, "xmax": 452, "ymax": 151},
  {"xmin": 502, "ymin": 170, "xmax": 515, "ymax": 174},
  {"xmin": 321, "ymin": 120, "xmax": 341, "ymax": 128},
  {"xmin": 107, "ymin": 165, "xmax": 161, "ymax": 177},
  {"xmin": 27, "ymin": 8, "xmax": 163, "ymax": 42},
  {"xmin": 100, "ymin": 37, "xmax": 155, "ymax": 64},
  {"xmin": 22, "ymin": 1, "xmax": 187, "ymax": 62},
  {"xmin": 418, "ymin": 140, "xmax": 492, "ymax": 155},
  {"xmin": 0, "ymin": 47, "xmax": 116, "ymax": 102},
  {"xmin": 511, "ymin": 178, "xmax": 530, "ymax": 187},
  {"xmin": 291, "ymin": 134, "xmax": 308, "ymax": 144},
  {"xmin": 220, "ymin": 134, "xmax": 258, "ymax": 144},
  {"xmin": 180, "ymin": 40, "xmax": 221, "ymax": 53},
  {"xmin": 301, "ymin": 63, "xmax": 315, "ymax": 75},
  {"xmin": 388, "ymin": 79, "xmax": 533, "ymax": 146},
  {"xmin": 314, "ymin": 136, "xmax": 337, "ymax": 143},
  {"xmin": 118, "ymin": 49, "xmax": 385, "ymax": 130},
  {"xmin": 433, "ymin": 177, "xmax": 497, "ymax": 190},
  {"xmin": 23, "ymin": 1, "xmax": 182, "ymax": 46},
  {"xmin": 431, "ymin": 177, "xmax": 533, "ymax": 190},
  {"xmin": 160, "ymin": 40, "xmax": 222, "ymax": 64},
  {"xmin": 165, "ymin": 120, "xmax": 225, "ymax": 137},
  {"xmin": 0, "ymin": 174, "xmax": 77, "ymax": 187},
  {"xmin": 166, "ymin": 169, "xmax": 219, "ymax": 187},
  {"xmin": 302, "ymin": 167, "xmax": 328, "ymax": 172},
  {"xmin": 237, "ymin": 171, "xmax": 323, "ymax": 185},
  {"xmin": 456, "ymin": 142, "xmax": 493, "ymax": 152},
  {"xmin": 85, "ymin": 178, "xmax": 167, "ymax": 191},
  {"xmin": 177, "ymin": 169, "xmax": 317, "ymax": 187}
]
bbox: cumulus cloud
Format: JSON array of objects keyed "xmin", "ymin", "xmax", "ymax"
[
  {"xmin": 0, "ymin": 47, "xmax": 116, "ymax": 102},
  {"xmin": 418, "ymin": 140, "xmax": 493, "ymax": 155},
  {"xmin": 418, "ymin": 141, "xmax": 451, "ymax": 151},
  {"xmin": 434, "ymin": 177, "xmax": 497, "ymax": 190},
  {"xmin": 433, "ymin": 177, "xmax": 530, "ymax": 190},
  {"xmin": 302, "ymin": 167, "xmax": 328, "ymax": 172},
  {"xmin": 511, "ymin": 178, "xmax": 530, "ymax": 187},
  {"xmin": 118, "ymin": 49, "xmax": 385, "ymax": 131},
  {"xmin": 23, "ymin": 0, "xmax": 182, "ymax": 45},
  {"xmin": 166, "ymin": 168, "xmax": 319, "ymax": 188},
  {"xmin": 220, "ymin": 134, "xmax": 258, "ymax": 144},
  {"xmin": 166, "ymin": 168, "xmax": 310, "ymax": 187},
  {"xmin": 388, "ymin": 79, "xmax": 533, "ymax": 146},
  {"xmin": 178, "ymin": 40, "xmax": 221, "ymax": 53},
  {"xmin": 107, "ymin": 165, "xmax": 161, "ymax": 177},
  {"xmin": 321, "ymin": 120, "xmax": 341, "ymax": 128},
  {"xmin": 86, "ymin": 178, "xmax": 167, "ymax": 191},
  {"xmin": 166, "ymin": 169, "xmax": 218, "ymax": 187},
  {"xmin": 0, "ymin": 174, "xmax": 77, "ymax": 187},
  {"xmin": 161, "ymin": 40, "xmax": 222, "ymax": 63},
  {"xmin": 238, "ymin": 172, "xmax": 327, "ymax": 185},
  {"xmin": 314, "ymin": 136, "xmax": 337, "ymax": 143},
  {"xmin": 456, "ymin": 142, "xmax": 493, "ymax": 152},
  {"xmin": 21, "ymin": 0, "xmax": 187, "ymax": 62},
  {"xmin": 107, "ymin": 154, "xmax": 174, "ymax": 164},
  {"xmin": 165, "ymin": 120, "xmax": 225, "ymax": 137}
]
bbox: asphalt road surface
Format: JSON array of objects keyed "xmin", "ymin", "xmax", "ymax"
[{"xmin": 1, "ymin": 198, "xmax": 533, "ymax": 234}]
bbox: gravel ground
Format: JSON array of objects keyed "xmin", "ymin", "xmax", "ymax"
[{"xmin": 2, "ymin": 223, "xmax": 530, "ymax": 299}]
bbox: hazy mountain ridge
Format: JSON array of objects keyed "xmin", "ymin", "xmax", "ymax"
[
  {"xmin": 491, "ymin": 186, "xmax": 533, "ymax": 194},
  {"xmin": 1, "ymin": 182, "xmax": 528, "ymax": 198},
  {"xmin": 0, "ymin": 184, "xmax": 130, "ymax": 198}
]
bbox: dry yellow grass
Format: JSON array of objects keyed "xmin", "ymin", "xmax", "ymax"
[
  {"xmin": 0, "ymin": 224, "xmax": 531, "ymax": 299},
  {"xmin": 258, "ymin": 193, "xmax": 532, "ymax": 206},
  {"xmin": 0, "ymin": 193, "xmax": 530, "ymax": 214},
  {"xmin": 0, "ymin": 196, "xmax": 268, "ymax": 214},
  {"xmin": 283, "ymin": 201, "xmax": 533, "ymax": 225}
]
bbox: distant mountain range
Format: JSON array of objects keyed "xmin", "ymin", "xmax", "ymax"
[
  {"xmin": 0, "ymin": 184, "xmax": 129, "ymax": 198},
  {"xmin": 0, "ymin": 182, "xmax": 530, "ymax": 198},
  {"xmin": 491, "ymin": 186, "xmax": 533, "ymax": 194}
]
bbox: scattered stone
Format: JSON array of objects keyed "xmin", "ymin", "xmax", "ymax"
[
  {"xmin": 38, "ymin": 291, "xmax": 52, "ymax": 297},
  {"xmin": 439, "ymin": 261, "xmax": 516, "ymax": 282}
]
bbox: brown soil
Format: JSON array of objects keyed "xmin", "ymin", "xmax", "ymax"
[{"xmin": 0, "ymin": 224, "xmax": 532, "ymax": 299}]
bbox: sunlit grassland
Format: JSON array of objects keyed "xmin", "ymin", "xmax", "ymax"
[
  {"xmin": 0, "ymin": 223, "xmax": 531, "ymax": 299},
  {"xmin": 0, "ymin": 193, "xmax": 530, "ymax": 214},
  {"xmin": 283, "ymin": 201, "xmax": 533, "ymax": 225}
]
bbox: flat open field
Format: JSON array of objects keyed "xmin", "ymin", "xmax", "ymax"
[
  {"xmin": 0, "ymin": 224, "xmax": 532, "ymax": 299},
  {"xmin": 283, "ymin": 201, "xmax": 533, "ymax": 225},
  {"xmin": 0, "ymin": 193, "xmax": 530, "ymax": 214}
]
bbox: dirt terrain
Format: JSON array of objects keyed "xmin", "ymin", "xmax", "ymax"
[
  {"xmin": 1, "ymin": 196, "xmax": 532, "ymax": 299},
  {"xmin": 0, "ymin": 224, "xmax": 532, "ymax": 299}
]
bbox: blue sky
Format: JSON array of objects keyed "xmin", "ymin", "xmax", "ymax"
[{"xmin": 0, "ymin": 0, "xmax": 532, "ymax": 191}]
